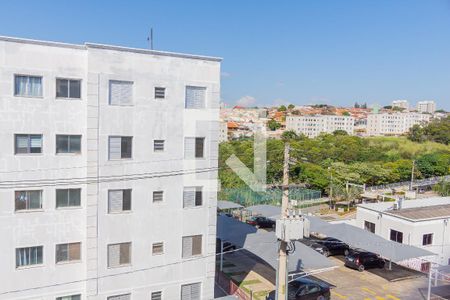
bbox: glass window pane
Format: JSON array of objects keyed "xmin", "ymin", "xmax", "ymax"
[
  {"xmin": 56, "ymin": 135, "xmax": 69, "ymax": 153},
  {"xmin": 15, "ymin": 135, "xmax": 29, "ymax": 154},
  {"xmin": 29, "ymin": 191, "xmax": 42, "ymax": 209},
  {"xmin": 56, "ymin": 189, "xmax": 69, "ymax": 207},
  {"xmin": 121, "ymin": 137, "xmax": 132, "ymax": 158},
  {"xmin": 56, "ymin": 244, "xmax": 69, "ymax": 263},
  {"xmin": 29, "ymin": 77, "xmax": 42, "ymax": 97},
  {"xmin": 30, "ymin": 135, "xmax": 42, "ymax": 153},
  {"xmin": 15, "ymin": 191, "xmax": 27, "ymax": 210},
  {"xmin": 56, "ymin": 79, "xmax": 69, "ymax": 98},
  {"xmin": 69, "ymin": 243, "xmax": 81, "ymax": 260},
  {"xmin": 69, "ymin": 189, "xmax": 81, "ymax": 206},
  {"xmin": 195, "ymin": 138, "xmax": 204, "ymax": 158},
  {"xmin": 119, "ymin": 243, "xmax": 131, "ymax": 265},
  {"xmin": 15, "ymin": 76, "xmax": 28, "ymax": 96},
  {"xmin": 122, "ymin": 190, "xmax": 131, "ymax": 211},
  {"xmin": 69, "ymin": 135, "xmax": 81, "ymax": 153},
  {"xmin": 69, "ymin": 80, "xmax": 81, "ymax": 98}
]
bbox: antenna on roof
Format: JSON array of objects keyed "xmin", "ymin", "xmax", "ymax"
[{"xmin": 147, "ymin": 28, "xmax": 154, "ymax": 50}]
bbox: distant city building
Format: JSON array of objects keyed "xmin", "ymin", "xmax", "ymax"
[
  {"xmin": 286, "ymin": 115, "xmax": 355, "ymax": 138},
  {"xmin": 417, "ymin": 100, "xmax": 436, "ymax": 114},
  {"xmin": 392, "ymin": 100, "xmax": 409, "ymax": 110},
  {"xmin": 366, "ymin": 112, "xmax": 431, "ymax": 136},
  {"xmin": 356, "ymin": 197, "xmax": 450, "ymax": 270},
  {"xmin": 219, "ymin": 121, "xmax": 228, "ymax": 142}
]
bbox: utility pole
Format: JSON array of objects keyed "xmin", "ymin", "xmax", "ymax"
[
  {"xmin": 276, "ymin": 142, "xmax": 290, "ymax": 300},
  {"xmin": 410, "ymin": 160, "xmax": 415, "ymax": 191},
  {"xmin": 328, "ymin": 167, "xmax": 333, "ymax": 208}
]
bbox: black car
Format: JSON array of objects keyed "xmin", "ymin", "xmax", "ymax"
[
  {"xmin": 266, "ymin": 277, "xmax": 330, "ymax": 300},
  {"xmin": 344, "ymin": 250, "xmax": 385, "ymax": 272},
  {"xmin": 246, "ymin": 216, "xmax": 276, "ymax": 229},
  {"xmin": 216, "ymin": 238, "xmax": 236, "ymax": 254},
  {"xmin": 311, "ymin": 237, "xmax": 350, "ymax": 257}
]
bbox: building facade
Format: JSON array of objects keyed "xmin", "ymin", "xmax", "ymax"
[
  {"xmin": 286, "ymin": 115, "xmax": 354, "ymax": 138},
  {"xmin": 417, "ymin": 101, "xmax": 436, "ymax": 114},
  {"xmin": 0, "ymin": 36, "xmax": 221, "ymax": 300},
  {"xmin": 366, "ymin": 112, "xmax": 431, "ymax": 136},
  {"xmin": 392, "ymin": 100, "xmax": 409, "ymax": 111},
  {"xmin": 355, "ymin": 197, "xmax": 450, "ymax": 270}
]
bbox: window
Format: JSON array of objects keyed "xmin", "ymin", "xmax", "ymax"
[
  {"xmin": 108, "ymin": 242, "xmax": 131, "ymax": 267},
  {"xmin": 16, "ymin": 246, "xmax": 43, "ymax": 267},
  {"xmin": 364, "ymin": 221, "xmax": 375, "ymax": 233},
  {"xmin": 56, "ymin": 135, "xmax": 81, "ymax": 154},
  {"xmin": 154, "ymin": 87, "xmax": 166, "ymax": 99},
  {"xmin": 56, "ymin": 242, "xmax": 81, "ymax": 263},
  {"xmin": 181, "ymin": 283, "xmax": 201, "ymax": 300},
  {"xmin": 56, "ymin": 188, "xmax": 81, "ymax": 208},
  {"xmin": 14, "ymin": 75, "xmax": 42, "ymax": 97},
  {"xmin": 183, "ymin": 187, "xmax": 203, "ymax": 208},
  {"xmin": 422, "ymin": 233, "xmax": 433, "ymax": 246},
  {"xmin": 421, "ymin": 262, "xmax": 431, "ymax": 273},
  {"xmin": 56, "ymin": 295, "xmax": 81, "ymax": 300},
  {"xmin": 153, "ymin": 191, "xmax": 164, "ymax": 203},
  {"xmin": 184, "ymin": 137, "xmax": 205, "ymax": 159},
  {"xmin": 108, "ymin": 189, "xmax": 132, "ymax": 213},
  {"xmin": 154, "ymin": 140, "xmax": 165, "ymax": 152},
  {"xmin": 15, "ymin": 190, "xmax": 42, "ymax": 211},
  {"xmin": 15, "ymin": 134, "xmax": 42, "ymax": 154},
  {"xmin": 182, "ymin": 235, "xmax": 202, "ymax": 258},
  {"xmin": 151, "ymin": 291, "xmax": 162, "ymax": 300},
  {"xmin": 109, "ymin": 80, "xmax": 133, "ymax": 105},
  {"xmin": 185, "ymin": 86, "xmax": 206, "ymax": 109},
  {"xmin": 109, "ymin": 136, "xmax": 132, "ymax": 159},
  {"xmin": 107, "ymin": 294, "xmax": 131, "ymax": 300},
  {"xmin": 152, "ymin": 242, "xmax": 164, "ymax": 255},
  {"xmin": 56, "ymin": 79, "xmax": 81, "ymax": 99},
  {"xmin": 390, "ymin": 229, "xmax": 403, "ymax": 243}
]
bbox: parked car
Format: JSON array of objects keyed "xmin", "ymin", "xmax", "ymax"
[
  {"xmin": 246, "ymin": 216, "xmax": 275, "ymax": 228},
  {"xmin": 311, "ymin": 237, "xmax": 350, "ymax": 257},
  {"xmin": 344, "ymin": 250, "xmax": 385, "ymax": 272},
  {"xmin": 216, "ymin": 238, "xmax": 236, "ymax": 254},
  {"xmin": 266, "ymin": 277, "xmax": 331, "ymax": 300}
]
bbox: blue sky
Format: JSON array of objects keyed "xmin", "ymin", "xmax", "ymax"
[{"xmin": 1, "ymin": 0, "xmax": 450, "ymax": 110}]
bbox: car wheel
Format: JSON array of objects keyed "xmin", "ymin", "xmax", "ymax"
[
  {"xmin": 344, "ymin": 249, "xmax": 349, "ymax": 256},
  {"xmin": 323, "ymin": 250, "xmax": 330, "ymax": 257},
  {"xmin": 358, "ymin": 265, "xmax": 365, "ymax": 272}
]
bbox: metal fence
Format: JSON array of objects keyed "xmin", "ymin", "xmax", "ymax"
[{"xmin": 367, "ymin": 175, "xmax": 450, "ymax": 191}]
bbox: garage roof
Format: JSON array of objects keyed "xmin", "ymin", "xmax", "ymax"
[
  {"xmin": 217, "ymin": 215, "xmax": 337, "ymax": 272},
  {"xmin": 387, "ymin": 204, "xmax": 450, "ymax": 221},
  {"xmin": 217, "ymin": 200, "xmax": 243, "ymax": 210}
]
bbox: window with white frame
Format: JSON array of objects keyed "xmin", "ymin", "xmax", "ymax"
[
  {"xmin": 107, "ymin": 294, "xmax": 131, "ymax": 300},
  {"xmin": 56, "ymin": 135, "xmax": 81, "ymax": 154},
  {"xmin": 181, "ymin": 282, "xmax": 201, "ymax": 300},
  {"xmin": 56, "ymin": 295, "xmax": 81, "ymax": 300},
  {"xmin": 182, "ymin": 235, "xmax": 202, "ymax": 258},
  {"xmin": 108, "ymin": 189, "xmax": 132, "ymax": 213},
  {"xmin": 152, "ymin": 242, "xmax": 164, "ymax": 255},
  {"xmin": 153, "ymin": 191, "xmax": 164, "ymax": 203},
  {"xmin": 15, "ymin": 134, "xmax": 42, "ymax": 154},
  {"xmin": 15, "ymin": 190, "xmax": 42, "ymax": 211},
  {"xmin": 108, "ymin": 242, "xmax": 131, "ymax": 268},
  {"xmin": 154, "ymin": 87, "xmax": 166, "ymax": 99},
  {"xmin": 16, "ymin": 246, "xmax": 43, "ymax": 267},
  {"xmin": 56, "ymin": 242, "xmax": 81, "ymax": 263},
  {"xmin": 183, "ymin": 187, "xmax": 203, "ymax": 208},
  {"xmin": 109, "ymin": 136, "xmax": 132, "ymax": 159},
  {"xmin": 185, "ymin": 86, "xmax": 206, "ymax": 109},
  {"xmin": 14, "ymin": 75, "xmax": 42, "ymax": 97},
  {"xmin": 109, "ymin": 80, "xmax": 133, "ymax": 105},
  {"xmin": 56, "ymin": 188, "xmax": 81, "ymax": 208},
  {"xmin": 56, "ymin": 78, "xmax": 81, "ymax": 99},
  {"xmin": 390, "ymin": 229, "xmax": 403, "ymax": 243},
  {"xmin": 154, "ymin": 140, "xmax": 165, "ymax": 152},
  {"xmin": 151, "ymin": 291, "xmax": 162, "ymax": 300},
  {"xmin": 184, "ymin": 137, "xmax": 205, "ymax": 159}
]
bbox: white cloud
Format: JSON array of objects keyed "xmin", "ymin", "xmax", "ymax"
[
  {"xmin": 236, "ymin": 96, "xmax": 257, "ymax": 107},
  {"xmin": 221, "ymin": 71, "xmax": 231, "ymax": 78}
]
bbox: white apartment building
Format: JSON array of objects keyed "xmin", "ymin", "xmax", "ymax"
[
  {"xmin": 366, "ymin": 112, "xmax": 431, "ymax": 136},
  {"xmin": 286, "ymin": 115, "xmax": 354, "ymax": 138},
  {"xmin": 0, "ymin": 36, "xmax": 221, "ymax": 300},
  {"xmin": 356, "ymin": 197, "xmax": 450, "ymax": 271},
  {"xmin": 417, "ymin": 100, "xmax": 436, "ymax": 114},
  {"xmin": 391, "ymin": 100, "xmax": 409, "ymax": 110},
  {"xmin": 218, "ymin": 121, "xmax": 228, "ymax": 142}
]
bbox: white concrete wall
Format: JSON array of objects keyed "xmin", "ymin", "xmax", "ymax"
[
  {"xmin": 0, "ymin": 37, "xmax": 220, "ymax": 300},
  {"xmin": 356, "ymin": 207, "xmax": 450, "ymax": 267}
]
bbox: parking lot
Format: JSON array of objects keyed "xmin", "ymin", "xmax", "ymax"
[{"xmin": 314, "ymin": 256, "xmax": 430, "ymax": 300}]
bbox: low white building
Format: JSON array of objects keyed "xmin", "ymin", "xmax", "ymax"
[
  {"xmin": 356, "ymin": 197, "xmax": 450, "ymax": 271},
  {"xmin": 219, "ymin": 121, "xmax": 228, "ymax": 142},
  {"xmin": 417, "ymin": 100, "xmax": 436, "ymax": 114},
  {"xmin": 366, "ymin": 112, "xmax": 431, "ymax": 136},
  {"xmin": 392, "ymin": 100, "xmax": 409, "ymax": 110},
  {"xmin": 286, "ymin": 115, "xmax": 354, "ymax": 138},
  {"xmin": 0, "ymin": 36, "xmax": 220, "ymax": 300}
]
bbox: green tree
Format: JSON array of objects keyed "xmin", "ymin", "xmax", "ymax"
[
  {"xmin": 268, "ymin": 119, "xmax": 281, "ymax": 131},
  {"xmin": 416, "ymin": 153, "xmax": 450, "ymax": 177},
  {"xmin": 288, "ymin": 104, "xmax": 295, "ymax": 110},
  {"xmin": 281, "ymin": 130, "xmax": 299, "ymax": 141},
  {"xmin": 333, "ymin": 129, "xmax": 348, "ymax": 136},
  {"xmin": 433, "ymin": 180, "xmax": 450, "ymax": 196},
  {"xmin": 278, "ymin": 105, "xmax": 287, "ymax": 112}
]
